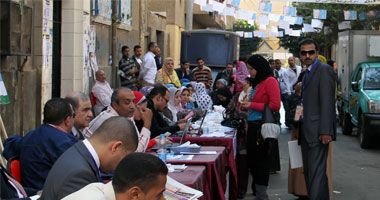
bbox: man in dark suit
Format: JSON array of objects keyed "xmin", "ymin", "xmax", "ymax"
[
  {"xmin": 175, "ymin": 61, "xmax": 192, "ymax": 81},
  {"xmin": 299, "ymin": 38, "xmax": 336, "ymax": 200},
  {"xmin": 154, "ymin": 47, "xmax": 163, "ymax": 70},
  {"xmin": 0, "ymin": 164, "xmax": 40, "ymax": 200},
  {"xmin": 2, "ymin": 98, "xmax": 77, "ymax": 191},
  {"xmin": 65, "ymin": 92, "xmax": 93, "ymax": 140},
  {"xmin": 41, "ymin": 116, "xmax": 138, "ymax": 200}
]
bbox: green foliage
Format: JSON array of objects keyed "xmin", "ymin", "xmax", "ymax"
[
  {"xmin": 279, "ymin": 3, "xmax": 380, "ymax": 57},
  {"xmin": 230, "ymin": 20, "xmax": 262, "ymax": 58}
]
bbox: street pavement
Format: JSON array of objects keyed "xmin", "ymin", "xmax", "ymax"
[{"xmin": 241, "ymin": 107, "xmax": 380, "ymax": 200}]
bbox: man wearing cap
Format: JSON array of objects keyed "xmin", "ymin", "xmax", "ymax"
[{"xmin": 82, "ymin": 88, "xmax": 152, "ymax": 152}]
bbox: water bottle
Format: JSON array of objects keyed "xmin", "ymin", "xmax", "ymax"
[{"xmin": 157, "ymin": 134, "xmax": 166, "ymax": 163}]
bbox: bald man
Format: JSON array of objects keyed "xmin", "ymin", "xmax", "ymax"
[
  {"xmin": 92, "ymin": 70, "xmax": 113, "ymax": 115},
  {"xmin": 41, "ymin": 116, "xmax": 138, "ymax": 200}
]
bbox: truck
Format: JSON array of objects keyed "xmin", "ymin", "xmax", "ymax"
[
  {"xmin": 337, "ymin": 30, "xmax": 380, "ymax": 148},
  {"xmin": 180, "ymin": 30, "xmax": 240, "ymax": 68}
]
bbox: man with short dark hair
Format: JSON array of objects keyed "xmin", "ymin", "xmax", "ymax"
[
  {"xmin": 65, "ymin": 92, "xmax": 93, "ymax": 140},
  {"xmin": 41, "ymin": 117, "xmax": 138, "ymax": 200},
  {"xmin": 62, "ymin": 153, "xmax": 168, "ymax": 200},
  {"xmin": 3, "ymin": 98, "xmax": 77, "ymax": 191},
  {"xmin": 147, "ymin": 85, "xmax": 186, "ymax": 138},
  {"xmin": 192, "ymin": 58, "xmax": 213, "ymax": 90},
  {"xmin": 83, "ymin": 87, "xmax": 152, "ymax": 152},
  {"xmin": 132, "ymin": 45, "xmax": 143, "ymax": 88},
  {"xmin": 154, "ymin": 47, "xmax": 163, "ymax": 71},
  {"xmin": 119, "ymin": 45, "xmax": 139, "ymax": 90},
  {"xmin": 140, "ymin": 42, "xmax": 158, "ymax": 87},
  {"xmin": 298, "ymin": 38, "xmax": 336, "ymax": 200},
  {"xmin": 175, "ymin": 61, "xmax": 192, "ymax": 81},
  {"xmin": 213, "ymin": 63, "xmax": 234, "ymax": 90}
]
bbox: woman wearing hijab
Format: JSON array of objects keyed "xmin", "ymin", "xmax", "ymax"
[
  {"xmin": 163, "ymin": 87, "xmax": 181, "ymax": 122},
  {"xmin": 195, "ymin": 82, "xmax": 212, "ymax": 111},
  {"xmin": 155, "ymin": 57, "xmax": 181, "ymax": 88},
  {"xmin": 241, "ymin": 55, "xmax": 281, "ymax": 200},
  {"xmin": 234, "ymin": 61, "xmax": 249, "ymax": 94},
  {"xmin": 214, "ymin": 85, "xmax": 233, "ymax": 108},
  {"xmin": 179, "ymin": 87, "xmax": 196, "ymax": 111},
  {"xmin": 139, "ymin": 86, "xmax": 154, "ymax": 97}
]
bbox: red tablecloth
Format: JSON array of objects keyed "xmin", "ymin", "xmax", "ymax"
[
  {"xmin": 169, "ymin": 165, "xmax": 207, "ymax": 200},
  {"xmin": 171, "ymin": 134, "xmax": 238, "ymax": 200},
  {"xmin": 167, "ymin": 146, "xmax": 226, "ymax": 200}
]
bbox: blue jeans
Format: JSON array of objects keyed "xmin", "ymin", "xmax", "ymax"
[{"xmin": 281, "ymin": 93, "xmax": 292, "ymax": 127}]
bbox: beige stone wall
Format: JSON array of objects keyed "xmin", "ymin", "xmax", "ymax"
[
  {"xmin": 0, "ymin": 0, "xmax": 42, "ymax": 135},
  {"xmin": 166, "ymin": 25, "xmax": 184, "ymax": 68}
]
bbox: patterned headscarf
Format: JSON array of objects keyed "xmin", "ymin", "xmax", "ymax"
[
  {"xmin": 195, "ymin": 83, "xmax": 212, "ymax": 111},
  {"xmin": 139, "ymin": 86, "xmax": 154, "ymax": 97},
  {"xmin": 236, "ymin": 61, "xmax": 249, "ymax": 84}
]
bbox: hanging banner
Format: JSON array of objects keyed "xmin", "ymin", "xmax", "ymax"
[
  {"xmin": 271, "ymin": 0, "xmax": 380, "ymax": 5},
  {"xmin": 0, "ymin": 73, "xmax": 9, "ymax": 104}
]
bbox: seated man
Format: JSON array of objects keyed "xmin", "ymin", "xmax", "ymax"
[
  {"xmin": 92, "ymin": 70, "xmax": 113, "ymax": 115},
  {"xmin": 2, "ymin": 98, "xmax": 77, "ymax": 191},
  {"xmin": 0, "ymin": 164, "xmax": 41, "ymax": 200},
  {"xmin": 41, "ymin": 117, "xmax": 138, "ymax": 200},
  {"xmin": 147, "ymin": 85, "xmax": 186, "ymax": 138},
  {"xmin": 83, "ymin": 87, "xmax": 152, "ymax": 152},
  {"xmin": 62, "ymin": 153, "xmax": 168, "ymax": 200},
  {"xmin": 65, "ymin": 92, "xmax": 93, "ymax": 140}
]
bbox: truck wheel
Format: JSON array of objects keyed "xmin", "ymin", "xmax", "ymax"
[
  {"xmin": 359, "ymin": 114, "xmax": 372, "ymax": 149},
  {"xmin": 342, "ymin": 112, "xmax": 352, "ymax": 135}
]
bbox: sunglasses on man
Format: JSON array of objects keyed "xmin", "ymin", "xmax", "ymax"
[{"xmin": 300, "ymin": 50, "xmax": 316, "ymax": 56}]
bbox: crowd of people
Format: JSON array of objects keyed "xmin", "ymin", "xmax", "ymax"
[{"xmin": 1, "ymin": 38, "xmax": 337, "ymax": 200}]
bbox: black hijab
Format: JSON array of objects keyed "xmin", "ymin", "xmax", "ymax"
[{"xmin": 246, "ymin": 55, "xmax": 273, "ymax": 88}]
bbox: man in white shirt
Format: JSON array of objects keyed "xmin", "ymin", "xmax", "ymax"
[
  {"xmin": 284, "ymin": 56, "xmax": 302, "ymax": 95},
  {"xmin": 283, "ymin": 56, "xmax": 302, "ymax": 128},
  {"xmin": 62, "ymin": 153, "xmax": 168, "ymax": 200},
  {"xmin": 83, "ymin": 88, "xmax": 152, "ymax": 152},
  {"xmin": 92, "ymin": 70, "xmax": 113, "ymax": 115},
  {"xmin": 140, "ymin": 42, "xmax": 158, "ymax": 86},
  {"xmin": 275, "ymin": 59, "xmax": 291, "ymax": 128}
]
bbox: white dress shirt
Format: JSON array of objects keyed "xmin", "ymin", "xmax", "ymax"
[
  {"xmin": 277, "ymin": 68, "xmax": 288, "ymax": 94},
  {"xmin": 82, "ymin": 106, "xmax": 151, "ymax": 152},
  {"xmin": 140, "ymin": 51, "xmax": 157, "ymax": 84},
  {"xmin": 92, "ymin": 80, "xmax": 113, "ymax": 115},
  {"xmin": 62, "ymin": 181, "xmax": 115, "ymax": 200},
  {"xmin": 83, "ymin": 139, "xmax": 100, "ymax": 169},
  {"xmin": 283, "ymin": 65, "xmax": 302, "ymax": 95}
]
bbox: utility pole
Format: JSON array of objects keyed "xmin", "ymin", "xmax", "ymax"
[
  {"xmin": 111, "ymin": 0, "xmax": 118, "ymax": 87},
  {"xmin": 186, "ymin": 0, "xmax": 193, "ymax": 30}
]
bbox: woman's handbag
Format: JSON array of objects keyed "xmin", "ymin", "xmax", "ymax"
[{"xmin": 261, "ymin": 104, "xmax": 281, "ymax": 139}]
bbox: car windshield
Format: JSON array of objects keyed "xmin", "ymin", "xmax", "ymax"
[{"xmin": 364, "ymin": 67, "xmax": 380, "ymax": 90}]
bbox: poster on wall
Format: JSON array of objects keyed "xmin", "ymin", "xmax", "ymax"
[
  {"xmin": 0, "ymin": 73, "xmax": 9, "ymax": 104},
  {"xmin": 43, "ymin": 0, "xmax": 51, "ymax": 35},
  {"xmin": 43, "ymin": 35, "xmax": 50, "ymax": 68}
]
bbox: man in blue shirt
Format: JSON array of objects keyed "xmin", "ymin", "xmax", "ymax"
[{"xmin": 3, "ymin": 98, "xmax": 77, "ymax": 191}]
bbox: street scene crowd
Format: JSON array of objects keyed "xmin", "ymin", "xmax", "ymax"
[{"xmin": 1, "ymin": 37, "xmax": 339, "ymax": 200}]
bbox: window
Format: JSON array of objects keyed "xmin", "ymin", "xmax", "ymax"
[{"xmin": 92, "ymin": 0, "xmax": 132, "ymax": 26}]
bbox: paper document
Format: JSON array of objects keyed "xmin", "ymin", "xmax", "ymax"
[
  {"xmin": 181, "ymin": 151, "xmax": 217, "ymax": 155},
  {"xmin": 288, "ymin": 140, "xmax": 303, "ymax": 169},
  {"xmin": 165, "ymin": 176, "xmax": 203, "ymax": 200},
  {"xmin": 167, "ymin": 154, "xmax": 194, "ymax": 161}
]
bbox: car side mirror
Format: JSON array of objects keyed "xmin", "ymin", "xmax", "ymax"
[{"xmin": 351, "ymin": 82, "xmax": 359, "ymax": 92}]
